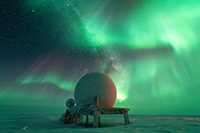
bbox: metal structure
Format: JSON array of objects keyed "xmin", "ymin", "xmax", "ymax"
[{"xmin": 60, "ymin": 72, "xmax": 130, "ymax": 127}]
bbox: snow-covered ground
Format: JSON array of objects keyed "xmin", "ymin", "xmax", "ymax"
[{"xmin": 1, "ymin": 113, "xmax": 199, "ymax": 132}]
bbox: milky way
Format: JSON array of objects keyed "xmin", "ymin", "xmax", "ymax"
[{"xmin": 1, "ymin": 0, "xmax": 200, "ymax": 115}]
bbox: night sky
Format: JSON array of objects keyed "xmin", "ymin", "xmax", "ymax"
[{"xmin": 1, "ymin": 0, "xmax": 200, "ymax": 115}]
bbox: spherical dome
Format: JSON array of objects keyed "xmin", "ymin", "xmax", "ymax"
[
  {"xmin": 65, "ymin": 98, "xmax": 75, "ymax": 108},
  {"xmin": 74, "ymin": 72, "xmax": 116, "ymax": 108}
]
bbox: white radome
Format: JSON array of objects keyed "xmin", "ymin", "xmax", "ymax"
[{"xmin": 74, "ymin": 72, "xmax": 117, "ymax": 108}]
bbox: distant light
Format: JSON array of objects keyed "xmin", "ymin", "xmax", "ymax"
[{"xmin": 117, "ymin": 94, "xmax": 125, "ymax": 102}]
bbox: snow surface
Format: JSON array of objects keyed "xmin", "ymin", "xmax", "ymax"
[{"xmin": 0, "ymin": 113, "xmax": 200, "ymax": 132}]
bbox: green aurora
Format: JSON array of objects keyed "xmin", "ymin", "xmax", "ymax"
[
  {"xmin": 1, "ymin": 0, "xmax": 200, "ymax": 115},
  {"xmin": 26, "ymin": 0, "xmax": 200, "ymax": 52}
]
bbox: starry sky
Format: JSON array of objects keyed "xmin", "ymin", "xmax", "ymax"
[{"xmin": 1, "ymin": 0, "xmax": 200, "ymax": 115}]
